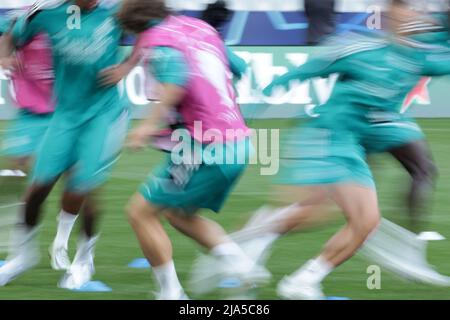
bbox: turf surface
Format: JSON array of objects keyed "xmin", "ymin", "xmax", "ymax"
[{"xmin": 0, "ymin": 119, "xmax": 450, "ymax": 300}]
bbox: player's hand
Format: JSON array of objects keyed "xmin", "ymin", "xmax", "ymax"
[
  {"xmin": 126, "ymin": 125, "xmax": 155, "ymax": 151},
  {"xmin": 262, "ymin": 75, "xmax": 290, "ymax": 97},
  {"xmin": 98, "ymin": 64, "xmax": 128, "ymax": 87},
  {"xmin": 0, "ymin": 56, "xmax": 20, "ymax": 73}
]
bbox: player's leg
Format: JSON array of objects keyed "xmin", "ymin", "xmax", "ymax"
[
  {"xmin": 0, "ymin": 110, "xmax": 51, "ymax": 244},
  {"xmin": 277, "ymin": 184, "xmax": 380, "ymax": 300},
  {"xmin": 231, "ymin": 126, "xmax": 365, "ymax": 267},
  {"xmin": 57, "ymin": 192, "xmax": 98, "ymax": 290},
  {"xmin": 164, "ymin": 212, "xmax": 229, "ymax": 249},
  {"xmin": 0, "ymin": 180, "xmax": 57, "ymax": 287},
  {"xmin": 127, "ymin": 193, "xmax": 186, "ymax": 300},
  {"xmin": 161, "ymin": 159, "xmax": 251, "ymax": 253},
  {"xmin": 49, "ymin": 191, "xmax": 82, "ymax": 271},
  {"xmin": 58, "ymin": 108, "xmax": 129, "ymax": 289},
  {"xmin": 389, "ymin": 139, "xmax": 437, "ymax": 232},
  {"xmin": 128, "ymin": 193, "xmax": 250, "ymax": 300},
  {"xmin": 137, "ymin": 137, "xmax": 267, "ymax": 297},
  {"xmin": 165, "ymin": 210, "xmax": 263, "ymax": 279},
  {"xmin": 362, "ymin": 118, "xmax": 433, "ymax": 231},
  {"xmin": 21, "ymin": 119, "xmax": 77, "ymax": 228},
  {"xmin": 166, "ymin": 210, "xmax": 270, "ymax": 298},
  {"xmin": 56, "ymin": 190, "xmax": 97, "ymax": 289},
  {"xmin": 0, "ymin": 119, "xmax": 76, "ymax": 286},
  {"xmin": 1, "ymin": 110, "xmax": 58, "ymax": 226},
  {"xmin": 320, "ymin": 185, "xmax": 380, "ymax": 265},
  {"xmin": 79, "ymin": 193, "xmax": 99, "ymax": 239},
  {"xmin": 230, "ymin": 186, "xmax": 335, "ymax": 265},
  {"xmin": 361, "ymin": 123, "xmax": 449, "ymax": 285}
]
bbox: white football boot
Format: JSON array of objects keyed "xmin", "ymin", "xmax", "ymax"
[
  {"xmin": 155, "ymin": 289, "xmax": 190, "ymax": 300},
  {"xmin": 360, "ymin": 218, "xmax": 450, "ymax": 286},
  {"xmin": 189, "ymin": 252, "xmax": 271, "ymax": 296},
  {"xmin": 58, "ymin": 235, "xmax": 98, "ymax": 289},
  {"xmin": 49, "ymin": 241, "xmax": 71, "ymax": 271},
  {"xmin": 277, "ymin": 276, "xmax": 325, "ymax": 300},
  {"xmin": 0, "ymin": 225, "xmax": 40, "ymax": 286}
]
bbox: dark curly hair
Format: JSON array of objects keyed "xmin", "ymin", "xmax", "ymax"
[
  {"xmin": 117, "ymin": 0, "xmax": 170, "ymax": 34},
  {"xmin": 200, "ymin": 0, "xmax": 231, "ymax": 31}
]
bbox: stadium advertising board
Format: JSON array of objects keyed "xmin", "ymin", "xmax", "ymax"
[{"xmin": 0, "ymin": 46, "xmax": 449, "ymax": 120}]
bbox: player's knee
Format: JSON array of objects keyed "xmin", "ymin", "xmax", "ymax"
[
  {"xmin": 164, "ymin": 211, "xmax": 177, "ymax": 225},
  {"xmin": 126, "ymin": 201, "xmax": 143, "ymax": 225},
  {"xmin": 425, "ymin": 160, "xmax": 438, "ymax": 182},
  {"xmin": 352, "ymin": 213, "xmax": 380, "ymax": 241},
  {"xmin": 24, "ymin": 183, "xmax": 54, "ymax": 205},
  {"xmin": 165, "ymin": 210, "xmax": 193, "ymax": 229},
  {"xmin": 126, "ymin": 196, "xmax": 160, "ymax": 225},
  {"xmin": 410, "ymin": 154, "xmax": 438, "ymax": 183}
]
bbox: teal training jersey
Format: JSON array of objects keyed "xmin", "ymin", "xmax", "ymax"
[
  {"xmin": 149, "ymin": 46, "xmax": 189, "ymax": 87},
  {"xmin": 266, "ymin": 31, "xmax": 450, "ymax": 131},
  {"xmin": 12, "ymin": 2, "xmax": 125, "ymax": 128},
  {"xmin": 148, "ymin": 46, "xmax": 246, "ymax": 87}
]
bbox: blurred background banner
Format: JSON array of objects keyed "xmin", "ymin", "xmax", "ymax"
[
  {"xmin": 4, "ymin": 0, "xmax": 448, "ymax": 46},
  {"xmin": 2, "ymin": 0, "xmax": 445, "ymax": 11},
  {"xmin": 0, "ymin": 0, "xmax": 449, "ymax": 119},
  {"xmin": 0, "ymin": 46, "xmax": 448, "ymax": 119}
]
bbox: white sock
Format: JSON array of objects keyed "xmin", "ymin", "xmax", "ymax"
[
  {"xmin": 152, "ymin": 260, "xmax": 184, "ymax": 296},
  {"xmin": 54, "ymin": 210, "xmax": 78, "ymax": 249},
  {"xmin": 291, "ymin": 256, "xmax": 333, "ymax": 285},
  {"xmin": 211, "ymin": 241, "xmax": 254, "ymax": 269}
]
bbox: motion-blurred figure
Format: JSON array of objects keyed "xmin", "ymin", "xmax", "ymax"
[
  {"xmin": 0, "ymin": 0, "xmax": 129, "ymax": 289},
  {"xmin": 193, "ymin": 0, "xmax": 450, "ymax": 299},
  {"xmin": 360, "ymin": 0, "xmax": 450, "ymax": 283},
  {"xmin": 304, "ymin": 0, "xmax": 336, "ymax": 45},
  {"xmin": 118, "ymin": 0, "xmax": 269, "ymax": 300},
  {"xmin": 0, "ymin": 7, "xmax": 90, "ymax": 272},
  {"xmin": 361, "ymin": 1, "xmax": 448, "ymax": 233}
]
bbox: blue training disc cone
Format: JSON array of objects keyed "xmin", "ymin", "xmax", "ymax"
[
  {"xmin": 128, "ymin": 258, "xmax": 152, "ymax": 269},
  {"xmin": 327, "ymin": 296, "xmax": 350, "ymax": 300},
  {"xmin": 218, "ymin": 278, "xmax": 242, "ymax": 289},
  {"xmin": 0, "ymin": 260, "xmax": 4, "ymax": 267},
  {"xmin": 72, "ymin": 281, "xmax": 112, "ymax": 292}
]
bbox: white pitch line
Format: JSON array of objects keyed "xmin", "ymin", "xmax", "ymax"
[
  {"xmin": 0, "ymin": 202, "xmax": 24, "ymax": 209},
  {"xmin": 424, "ymin": 128, "xmax": 450, "ymax": 132}
]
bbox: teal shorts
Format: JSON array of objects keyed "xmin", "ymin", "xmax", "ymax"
[
  {"xmin": 139, "ymin": 137, "xmax": 252, "ymax": 214},
  {"xmin": 277, "ymin": 124, "xmax": 375, "ymax": 189},
  {"xmin": 362, "ymin": 118, "xmax": 425, "ymax": 154},
  {"xmin": 1, "ymin": 110, "xmax": 52, "ymax": 158},
  {"xmin": 31, "ymin": 107, "xmax": 129, "ymax": 193}
]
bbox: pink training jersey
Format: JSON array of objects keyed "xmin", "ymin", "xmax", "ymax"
[
  {"xmin": 12, "ymin": 32, "xmax": 54, "ymax": 114},
  {"xmin": 139, "ymin": 15, "xmax": 250, "ymax": 143}
]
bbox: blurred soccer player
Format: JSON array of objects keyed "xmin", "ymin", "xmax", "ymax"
[
  {"xmin": 0, "ymin": 7, "xmax": 90, "ymax": 272},
  {"xmin": 118, "ymin": 0, "xmax": 268, "ymax": 300},
  {"xmin": 199, "ymin": 0, "xmax": 450, "ymax": 299},
  {"xmin": 360, "ymin": 1, "xmax": 447, "ymax": 232},
  {"xmin": 0, "ymin": 0, "xmax": 129, "ymax": 289},
  {"xmin": 359, "ymin": 0, "xmax": 450, "ymax": 283}
]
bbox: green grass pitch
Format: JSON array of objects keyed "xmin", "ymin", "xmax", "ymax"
[{"xmin": 1, "ymin": 119, "xmax": 450, "ymax": 300}]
